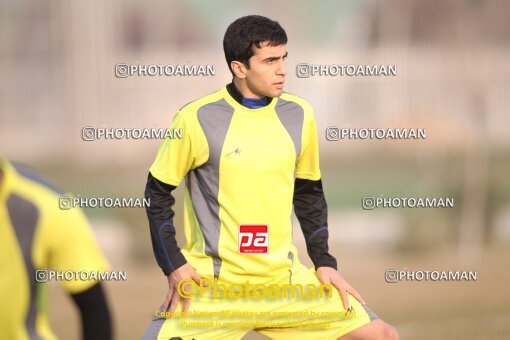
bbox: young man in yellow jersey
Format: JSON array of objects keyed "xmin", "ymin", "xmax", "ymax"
[
  {"xmin": 0, "ymin": 158, "xmax": 112, "ymax": 339},
  {"xmin": 144, "ymin": 15, "xmax": 399, "ymax": 340}
]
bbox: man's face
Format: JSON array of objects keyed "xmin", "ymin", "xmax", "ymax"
[{"xmin": 243, "ymin": 42, "xmax": 288, "ymax": 98}]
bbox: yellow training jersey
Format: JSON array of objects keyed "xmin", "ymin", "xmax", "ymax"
[
  {"xmin": 0, "ymin": 159, "xmax": 109, "ymax": 340},
  {"xmin": 150, "ymin": 86, "xmax": 321, "ymax": 285}
]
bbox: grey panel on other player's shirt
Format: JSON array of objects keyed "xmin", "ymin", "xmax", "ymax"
[
  {"xmin": 13, "ymin": 163, "xmax": 64, "ymax": 194},
  {"xmin": 8, "ymin": 194, "xmax": 41, "ymax": 340}
]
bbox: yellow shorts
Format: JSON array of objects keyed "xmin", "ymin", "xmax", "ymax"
[{"xmin": 143, "ymin": 263, "xmax": 377, "ymax": 340}]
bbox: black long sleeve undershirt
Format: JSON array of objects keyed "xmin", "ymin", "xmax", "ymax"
[
  {"xmin": 70, "ymin": 282, "xmax": 112, "ymax": 340},
  {"xmin": 145, "ymin": 172, "xmax": 187, "ymax": 276},
  {"xmin": 293, "ymin": 178, "xmax": 338, "ymax": 270}
]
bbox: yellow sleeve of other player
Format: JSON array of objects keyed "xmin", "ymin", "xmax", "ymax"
[
  {"xmin": 149, "ymin": 107, "xmax": 208, "ymax": 186},
  {"xmin": 34, "ymin": 201, "xmax": 110, "ymax": 294},
  {"xmin": 295, "ymin": 103, "xmax": 321, "ymax": 181}
]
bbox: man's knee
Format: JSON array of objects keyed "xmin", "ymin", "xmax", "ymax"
[
  {"xmin": 382, "ymin": 323, "xmax": 399, "ymax": 340},
  {"xmin": 340, "ymin": 319, "xmax": 399, "ymax": 340}
]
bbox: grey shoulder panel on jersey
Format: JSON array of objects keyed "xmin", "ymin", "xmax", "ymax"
[
  {"xmin": 274, "ymin": 98, "xmax": 305, "ymax": 159},
  {"xmin": 7, "ymin": 193, "xmax": 41, "ymax": 340},
  {"xmin": 186, "ymin": 98, "xmax": 235, "ymax": 279},
  {"xmin": 13, "ymin": 163, "xmax": 64, "ymax": 195}
]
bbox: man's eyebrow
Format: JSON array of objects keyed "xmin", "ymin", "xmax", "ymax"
[{"xmin": 262, "ymin": 52, "xmax": 289, "ymax": 61}]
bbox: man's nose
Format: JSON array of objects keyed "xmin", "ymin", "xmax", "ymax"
[{"xmin": 277, "ymin": 60, "xmax": 287, "ymax": 76}]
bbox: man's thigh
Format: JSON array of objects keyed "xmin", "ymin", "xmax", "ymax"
[
  {"xmin": 142, "ymin": 298, "xmax": 252, "ymax": 340},
  {"xmin": 142, "ymin": 317, "xmax": 248, "ymax": 340},
  {"xmin": 256, "ymin": 264, "xmax": 379, "ymax": 339},
  {"xmin": 255, "ymin": 295, "xmax": 375, "ymax": 339}
]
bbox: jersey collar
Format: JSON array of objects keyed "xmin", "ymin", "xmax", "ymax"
[
  {"xmin": 224, "ymin": 82, "xmax": 278, "ymax": 113},
  {"xmin": 226, "ymin": 82, "xmax": 273, "ymax": 105}
]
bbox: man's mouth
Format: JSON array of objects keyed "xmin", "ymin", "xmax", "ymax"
[{"xmin": 273, "ymin": 81, "xmax": 285, "ymax": 89}]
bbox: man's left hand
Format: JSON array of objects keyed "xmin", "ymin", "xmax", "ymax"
[{"xmin": 316, "ymin": 266, "xmax": 366, "ymax": 310}]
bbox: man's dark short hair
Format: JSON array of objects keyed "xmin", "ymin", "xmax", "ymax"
[{"xmin": 223, "ymin": 15, "xmax": 287, "ymax": 76}]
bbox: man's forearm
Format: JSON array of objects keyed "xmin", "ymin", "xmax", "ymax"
[
  {"xmin": 145, "ymin": 172, "xmax": 187, "ymax": 275},
  {"xmin": 71, "ymin": 283, "xmax": 112, "ymax": 340},
  {"xmin": 293, "ymin": 178, "xmax": 337, "ymax": 270}
]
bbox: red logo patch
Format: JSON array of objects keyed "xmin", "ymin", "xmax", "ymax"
[{"xmin": 239, "ymin": 225, "xmax": 268, "ymax": 253}]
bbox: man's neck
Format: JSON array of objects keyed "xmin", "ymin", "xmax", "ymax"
[
  {"xmin": 233, "ymin": 77, "xmax": 262, "ymax": 99},
  {"xmin": 227, "ymin": 80, "xmax": 272, "ymax": 109}
]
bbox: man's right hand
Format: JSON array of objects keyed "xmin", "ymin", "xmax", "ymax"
[{"xmin": 163, "ymin": 263, "xmax": 206, "ymax": 314}]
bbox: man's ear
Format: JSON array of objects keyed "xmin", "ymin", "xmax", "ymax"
[{"xmin": 231, "ymin": 61, "xmax": 247, "ymax": 79}]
